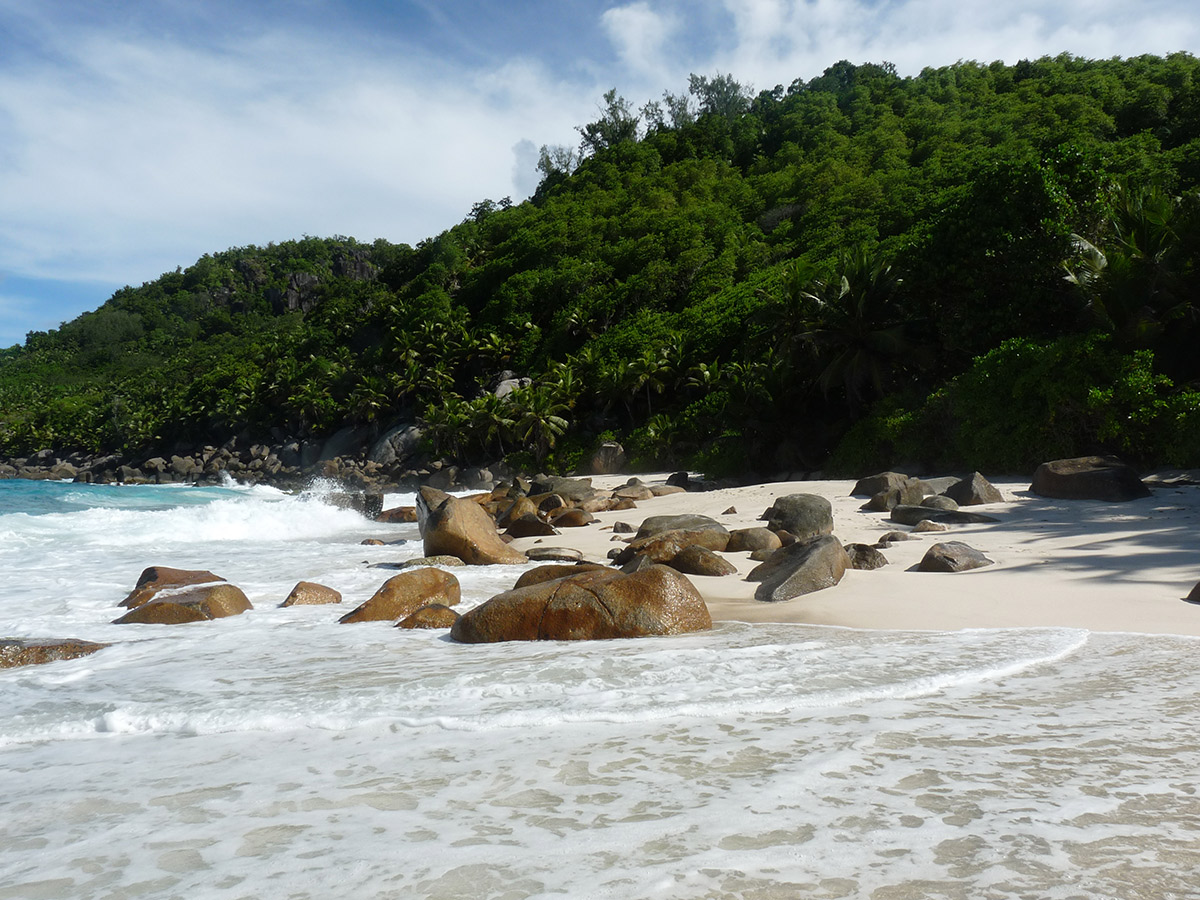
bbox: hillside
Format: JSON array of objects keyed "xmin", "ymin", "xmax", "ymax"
[{"xmin": 3, "ymin": 54, "xmax": 1199, "ymax": 481}]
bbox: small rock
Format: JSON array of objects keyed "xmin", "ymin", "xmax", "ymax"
[
  {"xmin": 844, "ymin": 543, "xmax": 888, "ymax": 570},
  {"xmin": 667, "ymin": 545, "xmax": 738, "ymax": 577},
  {"xmin": 920, "ymin": 495, "xmax": 959, "ymax": 511},
  {"xmin": 913, "ymin": 520, "xmax": 948, "ymax": 533},
  {"xmin": 612, "ymin": 522, "xmax": 635, "ymax": 534},
  {"xmin": 526, "ymin": 547, "xmax": 585, "ymax": 562},
  {"xmin": 280, "ymin": 581, "xmax": 342, "ymax": 607},
  {"xmin": 0, "ymin": 638, "xmax": 109, "ymax": 669},
  {"xmin": 722, "ymin": 506, "xmax": 737, "ymax": 515}
]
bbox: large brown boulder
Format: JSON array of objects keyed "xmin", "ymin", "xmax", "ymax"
[
  {"xmin": 113, "ymin": 584, "xmax": 252, "ymax": 624},
  {"xmin": 515, "ymin": 563, "xmax": 610, "ymax": 589},
  {"xmin": 0, "ymin": 638, "xmax": 109, "ymax": 669},
  {"xmin": 280, "ymin": 581, "xmax": 342, "ymax": 607},
  {"xmin": 504, "ymin": 514, "xmax": 559, "ymax": 538},
  {"xmin": 860, "ymin": 480, "xmax": 924, "ymax": 512},
  {"xmin": 1031, "ymin": 456, "xmax": 1151, "ymax": 502},
  {"xmin": 420, "ymin": 495, "xmax": 527, "ymax": 566},
  {"xmin": 450, "ymin": 565, "xmax": 712, "ymax": 643},
  {"xmin": 747, "ymin": 535, "xmax": 850, "ymax": 603},
  {"xmin": 760, "ymin": 495, "xmax": 834, "ymax": 541},
  {"xmin": 851, "ymin": 472, "xmax": 912, "ymax": 497},
  {"xmin": 497, "ymin": 496, "xmax": 540, "ymax": 528},
  {"xmin": 339, "ymin": 568, "xmax": 460, "ymax": 623},
  {"xmin": 120, "ymin": 566, "xmax": 226, "ymax": 609}
]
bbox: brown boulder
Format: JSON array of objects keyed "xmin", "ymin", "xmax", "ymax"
[
  {"xmin": 515, "ymin": 563, "xmax": 611, "ymax": 588},
  {"xmin": 396, "ymin": 604, "xmax": 461, "ymax": 629},
  {"xmin": 844, "ymin": 543, "xmax": 888, "ymax": 570},
  {"xmin": 498, "ymin": 496, "xmax": 540, "ymax": 528},
  {"xmin": 551, "ymin": 509, "xmax": 595, "ymax": 528},
  {"xmin": 114, "ymin": 583, "xmax": 252, "ymax": 624},
  {"xmin": 613, "ymin": 484, "xmax": 654, "ymax": 501},
  {"xmin": 280, "ymin": 581, "xmax": 342, "ymax": 607},
  {"xmin": 339, "ymin": 568, "xmax": 460, "ymax": 623},
  {"xmin": 120, "ymin": 566, "xmax": 226, "ymax": 609},
  {"xmin": 667, "ymin": 545, "xmax": 738, "ymax": 577},
  {"xmin": 943, "ymin": 472, "xmax": 1004, "ymax": 506},
  {"xmin": 725, "ymin": 527, "xmax": 782, "ymax": 553},
  {"xmin": 505, "ymin": 514, "xmax": 559, "ymax": 538},
  {"xmin": 450, "ymin": 565, "xmax": 711, "ymax": 643},
  {"xmin": 613, "ymin": 527, "xmax": 731, "ymax": 566},
  {"xmin": 421, "ymin": 495, "xmax": 527, "ymax": 566},
  {"xmin": 377, "ymin": 505, "xmax": 418, "ymax": 523},
  {"xmin": 0, "ymin": 638, "xmax": 109, "ymax": 669}
]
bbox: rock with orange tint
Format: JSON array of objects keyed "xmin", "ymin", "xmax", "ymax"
[
  {"xmin": 420, "ymin": 495, "xmax": 527, "ymax": 566},
  {"xmin": 339, "ymin": 568, "xmax": 460, "ymax": 623},
  {"xmin": 120, "ymin": 566, "xmax": 225, "ymax": 609},
  {"xmin": 395, "ymin": 604, "xmax": 460, "ymax": 630},
  {"xmin": 0, "ymin": 638, "xmax": 109, "ymax": 669},
  {"xmin": 280, "ymin": 581, "xmax": 342, "ymax": 607},
  {"xmin": 113, "ymin": 583, "xmax": 252, "ymax": 624},
  {"xmin": 377, "ymin": 506, "xmax": 418, "ymax": 523},
  {"xmin": 450, "ymin": 564, "xmax": 711, "ymax": 643}
]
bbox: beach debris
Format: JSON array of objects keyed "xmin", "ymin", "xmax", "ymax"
[
  {"xmin": 845, "ymin": 543, "xmax": 889, "ymax": 570},
  {"xmin": 450, "ymin": 564, "xmax": 712, "ymax": 643},
  {"xmin": 280, "ymin": 581, "xmax": 342, "ymax": 607},
  {"xmin": 1031, "ymin": 456, "xmax": 1151, "ymax": 502},
  {"xmin": 395, "ymin": 604, "xmax": 460, "ymax": 630},
  {"xmin": 0, "ymin": 638, "xmax": 109, "ymax": 669},
  {"xmin": 747, "ymin": 535, "xmax": 851, "ymax": 602},
  {"xmin": 417, "ymin": 489, "xmax": 527, "ymax": 565},
  {"xmin": 850, "ymin": 471, "xmax": 913, "ymax": 497},
  {"xmin": 339, "ymin": 568, "xmax": 460, "ymax": 623},
  {"xmin": 113, "ymin": 583, "xmax": 252, "ymax": 624},
  {"xmin": 760, "ymin": 494, "xmax": 834, "ymax": 540},
  {"xmin": 725, "ymin": 527, "xmax": 783, "ymax": 553},
  {"xmin": 120, "ymin": 566, "xmax": 226, "ymax": 609},
  {"xmin": 943, "ymin": 472, "xmax": 1004, "ymax": 505},
  {"xmin": 667, "ymin": 545, "xmax": 738, "ymax": 577},
  {"xmin": 889, "ymin": 505, "xmax": 999, "ymax": 526},
  {"xmin": 918, "ymin": 541, "xmax": 994, "ymax": 572}
]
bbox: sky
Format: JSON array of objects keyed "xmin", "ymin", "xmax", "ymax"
[{"xmin": 1, "ymin": 0, "xmax": 1199, "ymax": 348}]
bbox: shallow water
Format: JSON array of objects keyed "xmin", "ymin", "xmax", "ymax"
[{"xmin": 2, "ymin": 481, "xmax": 1198, "ymax": 898}]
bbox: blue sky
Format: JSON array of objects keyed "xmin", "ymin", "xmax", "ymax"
[{"xmin": 2, "ymin": 0, "xmax": 1199, "ymax": 348}]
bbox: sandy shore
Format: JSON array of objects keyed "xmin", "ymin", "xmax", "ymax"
[{"xmin": 504, "ymin": 472, "xmax": 1200, "ymax": 637}]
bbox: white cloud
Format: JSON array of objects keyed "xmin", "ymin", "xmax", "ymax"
[{"xmin": 601, "ymin": 2, "xmax": 681, "ymax": 83}]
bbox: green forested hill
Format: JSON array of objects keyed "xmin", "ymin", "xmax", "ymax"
[{"xmin": 3, "ymin": 54, "xmax": 1200, "ymax": 476}]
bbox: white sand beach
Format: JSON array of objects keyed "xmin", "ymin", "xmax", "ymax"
[{"xmin": 507, "ymin": 472, "xmax": 1200, "ymax": 637}]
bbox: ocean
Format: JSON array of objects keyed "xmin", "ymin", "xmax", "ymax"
[{"xmin": 1, "ymin": 479, "xmax": 1198, "ymax": 899}]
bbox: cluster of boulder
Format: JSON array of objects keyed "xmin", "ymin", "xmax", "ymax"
[{"xmin": 8, "ymin": 455, "xmax": 1187, "ymax": 670}]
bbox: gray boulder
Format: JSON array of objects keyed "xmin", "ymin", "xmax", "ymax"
[
  {"xmin": 851, "ymin": 472, "xmax": 912, "ymax": 497},
  {"xmin": 944, "ymin": 472, "xmax": 1004, "ymax": 506},
  {"xmin": 890, "ymin": 505, "xmax": 999, "ymax": 527},
  {"xmin": 845, "ymin": 543, "xmax": 889, "ymax": 570},
  {"xmin": 1031, "ymin": 456, "xmax": 1151, "ymax": 502},
  {"xmin": 636, "ymin": 514, "xmax": 728, "ymax": 541},
  {"xmin": 747, "ymin": 535, "xmax": 850, "ymax": 602},
  {"xmin": 918, "ymin": 541, "xmax": 994, "ymax": 573},
  {"xmin": 761, "ymin": 494, "xmax": 834, "ymax": 540},
  {"xmin": 368, "ymin": 423, "xmax": 424, "ymax": 466},
  {"xmin": 920, "ymin": 495, "xmax": 959, "ymax": 511}
]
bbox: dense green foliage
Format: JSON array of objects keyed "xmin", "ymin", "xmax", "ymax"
[{"xmin": 5, "ymin": 53, "xmax": 1200, "ymax": 475}]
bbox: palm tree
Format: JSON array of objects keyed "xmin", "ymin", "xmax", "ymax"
[{"xmin": 511, "ymin": 384, "xmax": 569, "ymax": 468}]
